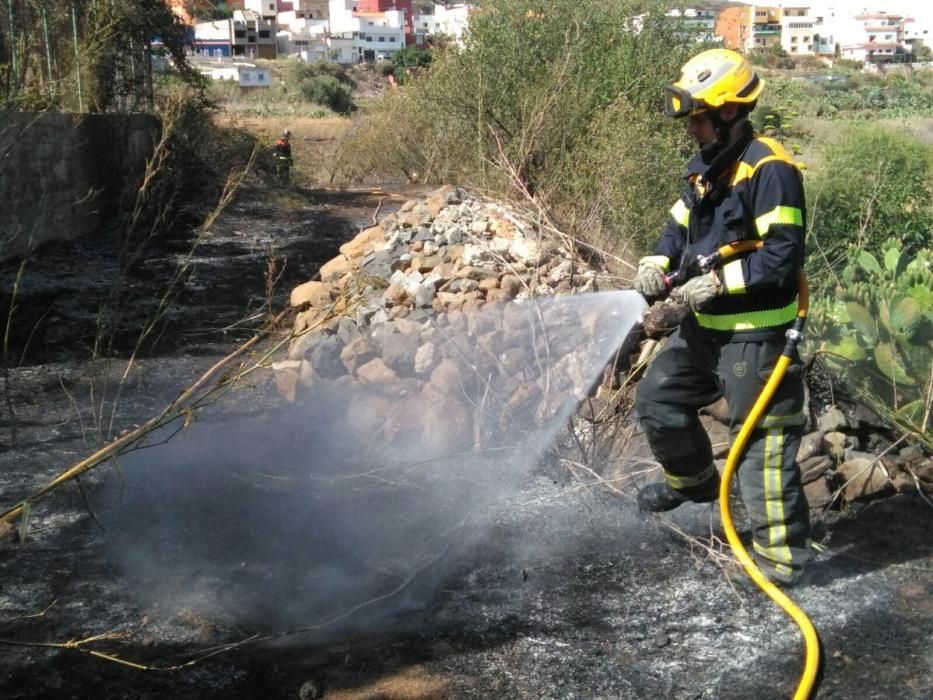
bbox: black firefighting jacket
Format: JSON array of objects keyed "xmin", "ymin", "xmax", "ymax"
[{"xmin": 642, "ymin": 122, "xmax": 806, "ymax": 339}]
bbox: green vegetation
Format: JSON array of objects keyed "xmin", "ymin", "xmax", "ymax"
[
  {"xmin": 384, "ymin": 46, "xmax": 433, "ymax": 83},
  {"xmin": 763, "ymin": 71, "xmax": 933, "ymax": 120},
  {"xmin": 286, "ymin": 61, "xmax": 356, "ymax": 114},
  {"xmin": 0, "ymin": 0, "xmax": 198, "ymax": 111},
  {"xmin": 807, "ymin": 123, "xmax": 933, "ymax": 274},
  {"xmin": 808, "ymin": 240, "xmax": 932, "ymax": 445},
  {"xmin": 191, "ymin": 2, "xmax": 234, "ymax": 21},
  {"xmin": 337, "ymin": 0, "xmax": 701, "ymax": 254}
]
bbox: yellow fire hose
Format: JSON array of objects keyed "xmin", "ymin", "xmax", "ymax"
[{"xmin": 709, "ymin": 241, "xmax": 822, "ymax": 699}]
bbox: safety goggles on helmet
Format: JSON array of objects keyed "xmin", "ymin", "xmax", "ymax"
[{"xmin": 663, "ymin": 85, "xmax": 709, "ymax": 119}]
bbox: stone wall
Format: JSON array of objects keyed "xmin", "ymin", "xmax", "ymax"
[{"xmin": 0, "ymin": 111, "xmax": 160, "ymax": 262}]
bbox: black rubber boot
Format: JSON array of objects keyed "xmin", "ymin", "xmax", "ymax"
[{"xmin": 637, "ymin": 475, "xmax": 720, "ymax": 513}]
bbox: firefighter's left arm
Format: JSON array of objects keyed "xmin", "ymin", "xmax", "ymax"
[{"xmin": 719, "ymin": 160, "xmax": 805, "ymax": 295}]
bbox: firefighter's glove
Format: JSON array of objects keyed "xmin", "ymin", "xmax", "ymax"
[
  {"xmin": 671, "ymin": 271, "xmax": 722, "ymax": 311},
  {"xmin": 634, "ymin": 261, "xmax": 668, "ymax": 298}
]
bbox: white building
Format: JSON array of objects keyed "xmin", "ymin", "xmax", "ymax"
[
  {"xmin": 276, "ymin": 12, "xmax": 330, "ymax": 61},
  {"xmin": 414, "ymin": 3, "xmax": 472, "ymax": 44},
  {"xmin": 781, "ymin": 6, "xmax": 817, "ymax": 55},
  {"xmin": 204, "ymin": 64, "xmax": 272, "ymax": 88},
  {"xmin": 842, "ymin": 12, "xmax": 906, "ymax": 62},
  {"xmin": 193, "ymin": 11, "xmax": 278, "ymax": 59},
  {"xmin": 328, "ymin": 0, "xmax": 406, "ymax": 62},
  {"xmin": 244, "ymin": 0, "xmax": 278, "ymax": 22}
]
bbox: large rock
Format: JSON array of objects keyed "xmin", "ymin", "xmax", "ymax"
[
  {"xmin": 339, "ymin": 225, "xmax": 385, "ymax": 259},
  {"xmin": 340, "ymin": 336, "xmax": 376, "ymax": 374},
  {"xmin": 356, "ymin": 357, "xmax": 399, "ymax": 386},
  {"xmin": 838, "ymin": 457, "xmax": 893, "ymax": 501},
  {"xmin": 319, "ymin": 255, "xmax": 351, "ymax": 282},
  {"xmin": 414, "ymin": 342, "xmax": 438, "ymax": 375},
  {"xmin": 308, "ymin": 334, "xmax": 346, "ymax": 378},
  {"xmin": 804, "ymin": 476, "xmax": 835, "ymax": 510},
  {"xmin": 290, "ymin": 280, "xmax": 333, "ymax": 309},
  {"xmin": 271, "ymin": 359, "xmax": 307, "ymax": 403},
  {"xmin": 796, "ymin": 431, "xmax": 824, "ymax": 463},
  {"xmin": 346, "ymin": 393, "xmax": 393, "ymax": 442},
  {"xmin": 381, "ymin": 330, "xmax": 420, "ymax": 376},
  {"xmin": 429, "ymin": 359, "xmax": 463, "ymax": 397}
]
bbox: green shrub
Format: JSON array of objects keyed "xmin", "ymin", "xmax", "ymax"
[
  {"xmin": 806, "ymin": 123, "xmax": 933, "ymax": 282},
  {"xmin": 807, "ymin": 239, "xmax": 933, "ymax": 446},
  {"xmin": 286, "ymin": 60, "xmax": 355, "ymax": 92},
  {"xmin": 299, "ymin": 75, "xmax": 354, "ymax": 114},
  {"xmin": 337, "ymin": 0, "xmax": 698, "ymax": 262}
]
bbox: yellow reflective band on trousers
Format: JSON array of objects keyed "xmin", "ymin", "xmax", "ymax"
[
  {"xmin": 670, "ymin": 199, "xmax": 690, "ymax": 228},
  {"xmin": 758, "ymin": 411, "xmax": 807, "ymax": 428},
  {"xmin": 664, "ymin": 462, "xmax": 716, "ymax": 490},
  {"xmin": 694, "ymin": 298, "xmax": 798, "ymax": 331},
  {"xmin": 757, "ymin": 427, "xmax": 793, "ymax": 566},
  {"xmin": 755, "ymin": 205, "xmax": 803, "ymax": 237},
  {"xmin": 722, "ymin": 259, "xmax": 746, "ymax": 294}
]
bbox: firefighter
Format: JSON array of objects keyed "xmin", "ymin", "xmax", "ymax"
[
  {"xmin": 273, "ymin": 130, "xmax": 293, "ymax": 183},
  {"xmin": 634, "ymin": 49, "xmax": 811, "ymax": 587}
]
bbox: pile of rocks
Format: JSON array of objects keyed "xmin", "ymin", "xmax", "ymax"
[
  {"xmin": 695, "ymin": 392, "xmax": 932, "ymax": 509},
  {"xmin": 275, "ymin": 185, "xmax": 931, "ymax": 508},
  {"xmin": 272, "ymin": 186, "xmax": 627, "ymax": 458}
]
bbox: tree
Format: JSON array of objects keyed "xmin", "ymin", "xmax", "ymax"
[{"xmin": 0, "ymin": 0, "xmax": 199, "ymax": 112}]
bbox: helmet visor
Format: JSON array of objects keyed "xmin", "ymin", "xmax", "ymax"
[{"xmin": 664, "ymin": 85, "xmax": 705, "ymax": 119}]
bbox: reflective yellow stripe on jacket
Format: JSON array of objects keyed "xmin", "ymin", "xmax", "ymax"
[
  {"xmin": 694, "ymin": 299, "xmax": 798, "ymax": 331},
  {"xmin": 670, "ymin": 199, "xmax": 689, "ymax": 228},
  {"xmin": 756, "ymin": 205, "xmax": 803, "ymax": 237}
]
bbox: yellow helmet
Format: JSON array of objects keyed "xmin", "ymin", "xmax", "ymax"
[{"xmin": 664, "ymin": 49, "xmax": 763, "ymax": 118}]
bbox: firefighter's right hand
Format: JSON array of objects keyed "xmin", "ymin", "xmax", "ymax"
[{"xmin": 634, "ymin": 261, "xmax": 668, "ymax": 298}]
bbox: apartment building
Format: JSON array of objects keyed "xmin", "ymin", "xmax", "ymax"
[
  {"xmin": 328, "ymin": 0, "xmax": 407, "ymax": 61},
  {"xmin": 193, "ymin": 10, "xmax": 278, "ymax": 58},
  {"xmin": 841, "ymin": 12, "xmax": 905, "ymax": 62},
  {"xmin": 358, "ymin": 0, "xmax": 415, "ymax": 43},
  {"xmin": 414, "ymin": 3, "xmax": 471, "ymax": 44},
  {"xmin": 752, "ymin": 5, "xmax": 782, "ymax": 50},
  {"xmin": 781, "ymin": 6, "xmax": 816, "ymax": 55},
  {"xmin": 244, "ymin": 0, "xmax": 278, "ymax": 22},
  {"xmin": 716, "ymin": 4, "xmax": 755, "ymax": 52}
]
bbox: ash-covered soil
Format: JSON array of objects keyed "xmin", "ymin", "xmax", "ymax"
[{"xmin": 1, "ymin": 185, "xmax": 931, "ymax": 700}]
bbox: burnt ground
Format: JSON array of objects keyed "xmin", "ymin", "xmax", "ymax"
[{"xmin": 1, "ymin": 184, "xmax": 932, "ymax": 700}]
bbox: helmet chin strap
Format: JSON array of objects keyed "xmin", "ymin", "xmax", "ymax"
[{"xmin": 708, "ymin": 107, "xmax": 741, "ymax": 144}]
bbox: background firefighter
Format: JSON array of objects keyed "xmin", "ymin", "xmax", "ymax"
[
  {"xmin": 273, "ymin": 130, "xmax": 293, "ymax": 184},
  {"xmin": 633, "ymin": 49, "xmax": 812, "ymax": 587}
]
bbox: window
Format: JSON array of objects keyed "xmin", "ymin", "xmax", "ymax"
[
  {"xmin": 259, "ymin": 30, "xmax": 270, "ymax": 38},
  {"xmin": 390, "ymin": 36, "xmax": 397, "ymax": 42},
  {"xmin": 791, "ymin": 36, "xmax": 797, "ymax": 43},
  {"xmin": 378, "ymin": 36, "xmax": 385, "ymax": 42},
  {"xmin": 791, "ymin": 46, "xmax": 798, "ymax": 52}
]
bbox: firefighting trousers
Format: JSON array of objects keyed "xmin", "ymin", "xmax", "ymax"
[{"xmin": 635, "ymin": 320, "xmax": 811, "ymax": 571}]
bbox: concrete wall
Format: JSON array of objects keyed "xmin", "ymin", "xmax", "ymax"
[{"xmin": 0, "ymin": 112, "xmax": 160, "ymax": 262}]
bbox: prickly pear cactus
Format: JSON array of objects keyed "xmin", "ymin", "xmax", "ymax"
[{"xmin": 807, "ymin": 239, "xmax": 932, "ymax": 442}]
